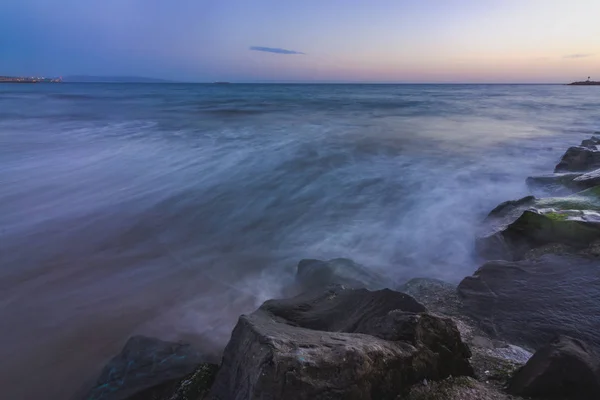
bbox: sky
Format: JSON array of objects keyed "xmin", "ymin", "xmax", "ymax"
[{"xmin": 1, "ymin": 0, "xmax": 599, "ymax": 83}]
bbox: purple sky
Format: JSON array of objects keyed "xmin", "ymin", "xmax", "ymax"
[{"xmin": 1, "ymin": 0, "xmax": 598, "ymax": 82}]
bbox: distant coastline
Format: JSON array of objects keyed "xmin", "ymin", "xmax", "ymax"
[
  {"xmin": 0, "ymin": 76, "xmax": 62, "ymax": 83},
  {"xmin": 63, "ymin": 75, "xmax": 174, "ymax": 83},
  {"xmin": 569, "ymin": 78, "xmax": 600, "ymax": 86}
]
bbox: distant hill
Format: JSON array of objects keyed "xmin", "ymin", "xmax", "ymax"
[{"xmin": 63, "ymin": 75, "xmax": 174, "ymax": 83}]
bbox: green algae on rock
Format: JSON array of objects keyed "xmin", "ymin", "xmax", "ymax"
[{"xmin": 477, "ymin": 186, "xmax": 600, "ymax": 261}]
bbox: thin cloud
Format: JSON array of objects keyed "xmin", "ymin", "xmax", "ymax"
[
  {"xmin": 563, "ymin": 53, "xmax": 594, "ymax": 59},
  {"xmin": 250, "ymin": 46, "xmax": 305, "ymax": 55}
]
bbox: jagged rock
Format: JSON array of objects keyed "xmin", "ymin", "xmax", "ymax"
[
  {"xmin": 209, "ymin": 285, "xmax": 473, "ymax": 400},
  {"xmin": 508, "ymin": 336, "xmax": 600, "ymax": 399},
  {"xmin": 555, "ymin": 146, "xmax": 600, "ymax": 172},
  {"xmin": 458, "ymin": 255, "xmax": 600, "ymax": 350},
  {"xmin": 404, "ymin": 376, "xmax": 513, "ymax": 400},
  {"xmin": 399, "ymin": 278, "xmax": 532, "ymax": 386},
  {"xmin": 85, "ymin": 336, "xmax": 212, "ymax": 400},
  {"xmin": 295, "ymin": 258, "xmax": 391, "ymax": 291}
]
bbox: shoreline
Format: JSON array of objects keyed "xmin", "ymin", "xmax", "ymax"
[{"xmin": 82, "ymin": 132, "xmax": 600, "ymax": 400}]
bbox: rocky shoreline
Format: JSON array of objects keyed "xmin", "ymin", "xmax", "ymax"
[{"xmin": 83, "ymin": 134, "xmax": 600, "ymax": 400}]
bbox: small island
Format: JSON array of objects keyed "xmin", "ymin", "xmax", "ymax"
[{"xmin": 569, "ymin": 76, "xmax": 600, "ymax": 85}]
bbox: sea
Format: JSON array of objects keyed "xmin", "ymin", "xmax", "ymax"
[{"xmin": 1, "ymin": 83, "xmax": 599, "ymax": 399}]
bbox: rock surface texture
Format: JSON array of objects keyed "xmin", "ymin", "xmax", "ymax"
[
  {"xmin": 477, "ymin": 188, "xmax": 600, "ymax": 261},
  {"xmin": 208, "ymin": 285, "xmax": 473, "ymax": 400},
  {"xmin": 555, "ymin": 146, "xmax": 600, "ymax": 172},
  {"xmin": 458, "ymin": 255, "xmax": 600, "ymax": 350},
  {"xmin": 509, "ymin": 336, "xmax": 600, "ymax": 399}
]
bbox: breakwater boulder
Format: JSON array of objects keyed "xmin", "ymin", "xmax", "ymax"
[
  {"xmin": 509, "ymin": 335, "xmax": 600, "ymax": 399},
  {"xmin": 458, "ymin": 255, "xmax": 600, "ymax": 350},
  {"xmin": 476, "ymin": 188, "xmax": 600, "ymax": 261},
  {"xmin": 555, "ymin": 146, "xmax": 600, "ymax": 172},
  {"xmin": 209, "ymin": 285, "xmax": 473, "ymax": 399}
]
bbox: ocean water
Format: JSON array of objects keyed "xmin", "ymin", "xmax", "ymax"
[{"xmin": 1, "ymin": 83, "xmax": 600, "ymax": 399}]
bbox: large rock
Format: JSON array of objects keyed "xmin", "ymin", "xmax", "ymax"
[
  {"xmin": 295, "ymin": 258, "xmax": 391, "ymax": 291},
  {"xmin": 477, "ymin": 189, "xmax": 600, "ymax": 261},
  {"xmin": 209, "ymin": 285, "xmax": 473, "ymax": 400},
  {"xmin": 86, "ymin": 336, "xmax": 215, "ymax": 400},
  {"xmin": 458, "ymin": 255, "xmax": 600, "ymax": 350},
  {"xmin": 555, "ymin": 146, "xmax": 600, "ymax": 172},
  {"xmin": 508, "ymin": 336, "xmax": 600, "ymax": 399}
]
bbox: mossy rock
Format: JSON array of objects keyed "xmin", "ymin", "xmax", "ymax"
[
  {"xmin": 479, "ymin": 186, "xmax": 600, "ymax": 260},
  {"xmin": 478, "ymin": 208, "xmax": 600, "ymax": 261}
]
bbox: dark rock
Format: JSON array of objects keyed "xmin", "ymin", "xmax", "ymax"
[
  {"xmin": 405, "ymin": 376, "xmax": 512, "ymax": 400},
  {"xmin": 399, "ymin": 278, "xmax": 532, "ymax": 386},
  {"xmin": 488, "ymin": 196, "xmax": 536, "ymax": 219},
  {"xmin": 523, "ymin": 243, "xmax": 576, "ymax": 260},
  {"xmin": 85, "ymin": 335, "xmax": 210, "ymax": 400},
  {"xmin": 555, "ymin": 146, "xmax": 600, "ymax": 172},
  {"xmin": 573, "ymin": 168, "xmax": 600, "ymax": 188},
  {"xmin": 509, "ymin": 335, "xmax": 600, "ymax": 399},
  {"xmin": 399, "ymin": 278, "xmax": 462, "ymax": 317},
  {"xmin": 209, "ymin": 285, "xmax": 473, "ymax": 400},
  {"xmin": 166, "ymin": 363, "xmax": 219, "ymax": 400},
  {"xmin": 296, "ymin": 258, "xmax": 391, "ymax": 291},
  {"xmin": 458, "ymin": 255, "xmax": 600, "ymax": 350},
  {"xmin": 477, "ymin": 207, "xmax": 600, "ymax": 261},
  {"xmin": 581, "ymin": 136, "xmax": 600, "ymax": 149},
  {"xmin": 526, "ymin": 173, "xmax": 584, "ymax": 195}
]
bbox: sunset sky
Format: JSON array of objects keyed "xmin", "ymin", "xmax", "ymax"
[{"xmin": 2, "ymin": 0, "xmax": 599, "ymax": 83}]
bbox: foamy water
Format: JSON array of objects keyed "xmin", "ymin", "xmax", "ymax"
[{"xmin": 1, "ymin": 83, "xmax": 599, "ymax": 399}]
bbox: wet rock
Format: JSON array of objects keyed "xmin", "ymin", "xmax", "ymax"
[
  {"xmin": 581, "ymin": 136, "xmax": 600, "ymax": 149},
  {"xmin": 398, "ymin": 278, "xmax": 532, "ymax": 386},
  {"xmin": 458, "ymin": 255, "xmax": 600, "ymax": 350},
  {"xmin": 404, "ymin": 376, "xmax": 513, "ymax": 400},
  {"xmin": 477, "ymin": 189, "xmax": 600, "ymax": 261},
  {"xmin": 526, "ymin": 173, "xmax": 583, "ymax": 195},
  {"xmin": 508, "ymin": 336, "xmax": 600, "ymax": 399},
  {"xmin": 523, "ymin": 243, "xmax": 576, "ymax": 260},
  {"xmin": 488, "ymin": 196, "xmax": 536, "ymax": 219},
  {"xmin": 573, "ymin": 168, "xmax": 600, "ymax": 188},
  {"xmin": 478, "ymin": 209, "xmax": 600, "ymax": 261},
  {"xmin": 399, "ymin": 277, "xmax": 462, "ymax": 317},
  {"xmin": 296, "ymin": 258, "xmax": 391, "ymax": 291},
  {"xmin": 209, "ymin": 285, "xmax": 473, "ymax": 400},
  {"xmin": 555, "ymin": 146, "xmax": 600, "ymax": 172},
  {"xmin": 166, "ymin": 363, "xmax": 218, "ymax": 400},
  {"xmin": 86, "ymin": 336, "xmax": 211, "ymax": 400}
]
